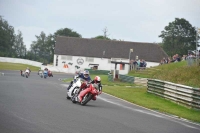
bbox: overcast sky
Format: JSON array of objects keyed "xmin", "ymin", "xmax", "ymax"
[{"xmin": 0, "ymin": 0, "xmax": 200, "ymax": 50}]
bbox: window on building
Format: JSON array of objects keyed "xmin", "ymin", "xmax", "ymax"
[
  {"xmin": 67, "ymin": 56, "xmax": 72, "ymax": 60},
  {"xmin": 120, "ymin": 64, "xmax": 125, "ymax": 70},
  {"xmin": 86, "ymin": 57, "xmax": 94, "ymax": 62},
  {"xmin": 93, "ymin": 66, "xmax": 98, "ymax": 70},
  {"xmin": 56, "ymin": 55, "xmax": 58, "ymax": 66},
  {"xmin": 61, "ymin": 55, "xmax": 72, "ymax": 60}
]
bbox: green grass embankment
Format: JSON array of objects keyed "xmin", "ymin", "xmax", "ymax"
[
  {"xmin": 129, "ymin": 61, "xmax": 200, "ymax": 88},
  {"xmin": 0, "ymin": 62, "xmax": 40, "ymax": 71},
  {"xmin": 65, "ymin": 73, "xmax": 200, "ymax": 123}
]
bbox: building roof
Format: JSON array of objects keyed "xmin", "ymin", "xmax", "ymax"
[{"xmin": 54, "ymin": 36, "xmax": 168, "ymax": 62}]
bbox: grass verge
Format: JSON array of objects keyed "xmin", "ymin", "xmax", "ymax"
[
  {"xmin": 103, "ymin": 86, "xmax": 200, "ymax": 123},
  {"xmin": 64, "ymin": 74, "xmax": 200, "ymax": 123},
  {"xmin": 0, "ymin": 62, "xmax": 40, "ymax": 71},
  {"xmin": 128, "ymin": 61, "xmax": 200, "ymax": 88}
]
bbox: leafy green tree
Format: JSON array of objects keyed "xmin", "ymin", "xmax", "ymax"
[
  {"xmin": 92, "ymin": 35, "xmax": 111, "ymax": 40},
  {"xmin": 159, "ymin": 18, "xmax": 197, "ymax": 56},
  {"xmin": 13, "ymin": 30, "xmax": 26, "ymax": 58},
  {"xmin": 29, "ymin": 28, "xmax": 81, "ymax": 63},
  {"xmin": 30, "ymin": 31, "xmax": 55, "ymax": 63},
  {"xmin": 46, "ymin": 34, "xmax": 55, "ymax": 63},
  {"xmin": 26, "ymin": 50, "xmax": 33, "ymax": 60},
  {"xmin": 0, "ymin": 16, "xmax": 15, "ymax": 57},
  {"xmin": 30, "ymin": 31, "xmax": 48, "ymax": 62},
  {"xmin": 30, "ymin": 41, "xmax": 39, "ymax": 61},
  {"xmin": 54, "ymin": 28, "xmax": 82, "ymax": 38}
]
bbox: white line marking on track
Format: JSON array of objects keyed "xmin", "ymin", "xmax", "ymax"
[
  {"xmin": 99, "ymin": 97, "xmax": 164, "ymax": 118},
  {"xmin": 98, "ymin": 96, "xmax": 200, "ymax": 130}
]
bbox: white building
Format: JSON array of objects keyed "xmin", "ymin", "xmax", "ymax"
[{"xmin": 54, "ymin": 36, "xmax": 168, "ymax": 74}]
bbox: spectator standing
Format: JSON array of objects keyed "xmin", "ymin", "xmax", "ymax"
[
  {"xmin": 133, "ymin": 60, "xmax": 138, "ymax": 70},
  {"xmin": 137, "ymin": 59, "xmax": 140, "ymax": 70},
  {"xmin": 140, "ymin": 59, "xmax": 144, "ymax": 69}
]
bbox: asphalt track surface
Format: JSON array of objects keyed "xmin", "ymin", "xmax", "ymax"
[{"xmin": 0, "ymin": 70, "xmax": 200, "ymax": 133}]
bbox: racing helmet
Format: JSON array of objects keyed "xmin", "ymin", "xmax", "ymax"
[
  {"xmin": 83, "ymin": 70, "xmax": 89, "ymax": 78},
  {"xmin": 94, "ymin": 76, "xmax": 101, "ymax": 83}
]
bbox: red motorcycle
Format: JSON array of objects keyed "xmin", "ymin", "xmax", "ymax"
[
  {"xmin": 48, "ymin": 70, "xmax": 53, "ymax": 77},
  {"xmin": 71, "ymin": 83, "xmax": 102, "ymax": 106}
]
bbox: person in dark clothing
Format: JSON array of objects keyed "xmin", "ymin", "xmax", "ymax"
[{"xmin": 133, "ymin": 60, "xmax": 138, "ymax": 70}]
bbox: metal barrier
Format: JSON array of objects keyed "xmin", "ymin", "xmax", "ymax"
[
  {"xmin": 107, "ymin": 74, "xmax": 134, "ymax": 83},
  {"xmin": 108, "ymin": 74, "xmax": 113, "ymax": 82},
  {"xmin": 147, "ymin": 79, "xmax": 200, "ymax": 109},
  {"xmin": 85, "ymin": 69, "xmax": 110, "ymax": 75},
  {"xmin": 119, "ymin": 74, "xmax": 134, "ymax": 83}
]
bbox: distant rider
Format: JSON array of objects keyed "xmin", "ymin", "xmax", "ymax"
[{"xmin": 25, "ymin": 67, "xmax": 31, "ymax": 76}]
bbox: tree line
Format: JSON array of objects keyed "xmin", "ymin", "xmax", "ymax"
[
  {"xmin": 159, "ymin": 18, "xmax": 199, "ymax": 57},
  {"xmin": 0, "ymin": 16, "xmax": 199, "ymax": 64}
]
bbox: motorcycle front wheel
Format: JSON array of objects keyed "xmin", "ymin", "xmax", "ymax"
[
  {"xmin": 66, "ymin": 93, "xmax": 71, "ymax": 100},
  {"xmin": 71, "ymin": 88, "xmax": 80, "ymax": 103}
]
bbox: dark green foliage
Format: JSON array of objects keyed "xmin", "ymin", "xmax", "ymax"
[
  {"xmin": 54, "ymin": 28, "xmax": 82, "ymax": 38},
  {"xmin": 29, "ymin": 32, "xmax": 54, "ymax": 64},
  {"xmin": 92, "ymin": 35, "xmax": 111, "ymax": 40},
  {"xmin": 0, "ymin": 16, "xmax": 15, "ymax": 57},
  {"xmin": 13, "ymin": 30, "xmax": 26, "ymax": 58},
  {"xmin": 29, "ymin": 28, "xmax": 82, "ymax": 63},
  {"xmin": 159, "ymin": 18, "xmax": 198, "ymax": 56},
  {"xmin": 0, "ymin": 16, "xmax": 82, "ymax": 63}
]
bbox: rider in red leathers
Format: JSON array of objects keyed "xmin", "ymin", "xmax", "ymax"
[{"xmin": 78, "ymin": 76, "xmax": 102, "ymax": 102}]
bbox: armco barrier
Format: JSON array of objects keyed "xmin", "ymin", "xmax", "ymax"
[
  {"xmin": 85, "ymin": 69, "xmax": 110, "ymax": 75},
  {"xmin": 119, "ymin": 74, "xmax": 134, "ymax": 83},
  {"xmin": 147, "ymin": 79, "xmax": 200, "ymax": 109},
  {"xmin": 107, "ymin": 74, "xmax": 134, "ymax": 83},
  {"xmin": 108, "ymin": 75, "xmax": 113, "ymax": 82}
]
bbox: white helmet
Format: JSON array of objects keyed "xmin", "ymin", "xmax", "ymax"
[
  {"xmin": 94, "ymin": 76, "xmax": 101, "ymax": 83},
  {"xmin": 83, "ymin": 70, "xmax": 89, "ymax": 78}
]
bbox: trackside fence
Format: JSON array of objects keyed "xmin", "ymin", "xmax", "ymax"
[
  {"xmin": 147, "ymin": 79, "xmax": 200, "ymax": 109},
  {"xmin": 119, "ymin": 74, "xmax": 134, "ymax": 83},
  {"xmin": 108, "ymin": 74, "xmax": 134, "ymax": 83},
  {"xmin": 85, "ymin": 69, "xmax": 110, "ymax": 75}
]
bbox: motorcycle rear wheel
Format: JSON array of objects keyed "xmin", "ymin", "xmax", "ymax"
[
  {"xmin": 71, "ymin": 96, "xmax": 77, "ymax": 103},
  {"xmin": 80, "ymin": 93, "xmax": 93, "ymax": 106}
]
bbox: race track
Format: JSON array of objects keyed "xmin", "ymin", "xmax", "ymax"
[{"xmin": 0, "ymin": 70, "xmax": 199, "ymax": 133}]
